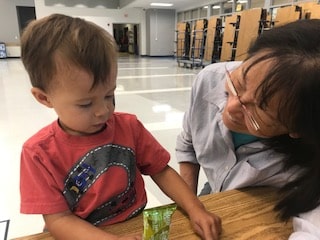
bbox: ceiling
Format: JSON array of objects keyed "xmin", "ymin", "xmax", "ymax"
[{"xmin": 119, "ymin": 0, "xmax": 211, "ymax": 11}]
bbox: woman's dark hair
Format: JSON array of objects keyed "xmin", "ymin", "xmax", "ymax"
[{"xmin": 245, "ymin": 19, "xmax": 320, "ymax": 220}]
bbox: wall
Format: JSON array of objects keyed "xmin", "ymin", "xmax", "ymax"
[
  {"xmin": 0, "ymin": 0, "xmax": 181, "ymax": 57},
  {"xmin": 0, "ymin": 0, "xmax": 180, "ymax": 56},
  {"xmin": 34, "ymin": 0, "xmax": 147, "ymax": 55},
  {"xmin": 146, "ymin": 9, "xmax": 175, "ymax": 56},
  {"xmin": 0, "ymin": 0, "xmax": 35, "ymax": 44}
]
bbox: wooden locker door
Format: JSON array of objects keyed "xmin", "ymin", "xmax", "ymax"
[
  {"xmin": 309, "ymin": 4, "xmax": 320, "ymax": 19},
  {"xmin": 235, "ymin": 8, "xmax": 264, "ymax": 61},
  {"xmin": 176, "ymin": 22, "xmax": 187, "ymax": 58},
  {"xmin": 190, "ymin": 19, "xmax": 206, "ymax": 59},
  {"xmin": 274, "ymin": 5, "xmax": 301, "ymax": 26},
  {"xmin": 204, "ymin": 16, "xmax": 219, "ymax": 62},
  {"xmin": 298, "ymin": 2, "xmax": 318, "ymax": 19},
  {"xmin": 220, "ymin": 14, "xmax": 240, "ymax": 62}
]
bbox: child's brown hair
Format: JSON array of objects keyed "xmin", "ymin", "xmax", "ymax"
[{"xmin": 21, "ymin": 14, "xmax": 117, "ymax": 91}]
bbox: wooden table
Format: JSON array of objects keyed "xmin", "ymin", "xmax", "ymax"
[{"xmin": 14, "ymin": 187, "xmax": 292, "ymax": 240}]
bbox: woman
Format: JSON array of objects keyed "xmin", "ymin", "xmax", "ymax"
[{"xmin": 176, "ymin": 19, "xmax": 320, "ymax": 239}]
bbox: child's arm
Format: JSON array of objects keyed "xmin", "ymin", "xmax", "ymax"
[
  {"xmin": 151, "ymin": 165, "xmax": 222, "ymax": 240},
  {"xmin": 43, "ymin": 211, "xmax": 142, "ymax": 240}
]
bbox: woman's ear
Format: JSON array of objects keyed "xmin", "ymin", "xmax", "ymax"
[{"xmin": 31, "ymin": 87, "xmax": 53, "ymax": 108}]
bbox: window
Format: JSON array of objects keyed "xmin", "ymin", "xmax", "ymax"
[
  {"xmin": 192, "ymin": 9, "xmax": 199, "ymax": 19},
  {"xmin": 223, "ymin": 1, "xmax": 233, "ymax": 14},
  {"xmin": 272, "ymin": 0, "xmax": 292, "ymax": 5},
  {"xmin": 177, "ymin": 12, "xmax": 184, "ymax": 21},
  {"xmin": 251, "ymin": 0, "xmax": 265, "ymax": 8},
  {"xmin": 200, "ymin": 6, "xmax": 208, "ymax": 18},
  {"xmin": 211, "ymin": 4, "xmax": 221, "ymax": 15}
]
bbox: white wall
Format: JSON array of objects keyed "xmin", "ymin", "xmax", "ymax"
[
  {"xmin": 0, "ymin": 0, "xmax": 35, "ymax": 44},
  {"xmin": 146, "ymin": 9, "xmax": 175, "ymax": 56},
  {"xmin": 34, "ymin": 1, "xmax": 147, "ymax": 55},
  {"xmin": 80, "ymin": 16, "xmax": 114, "ymax": 35}
]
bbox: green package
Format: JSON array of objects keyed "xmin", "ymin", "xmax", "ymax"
[{"xmin": 143, "ymin": 204, "xmax": 177, "ymax": 240}]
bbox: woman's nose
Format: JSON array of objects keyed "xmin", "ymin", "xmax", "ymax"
[
  {"xmin": 228, "ymin": 95, "xmax": 242, "ymax": 109},
  {"xmin": 227, "ymin": 96, "xmax": 244, "ymax": 116}
]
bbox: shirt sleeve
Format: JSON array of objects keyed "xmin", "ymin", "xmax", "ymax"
[
  {"xmin": 133, "ymin": 118, "xmax": 170, "ymax": 176},
  {"xmin": 20, "ymin": 145, "xmax": 69, "ymax": 214},
  {"xmin": 289, "ymin": 206, "xmax": 320, "ymax": 240}
]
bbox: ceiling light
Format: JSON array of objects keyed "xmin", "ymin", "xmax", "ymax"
[
  {"xmin": 212, "ymin": 5, "xmax": 220, "ymax": 9},
  {"xmin": 150, "ymin": 3, "xmax": 173, "ymax": 7}
]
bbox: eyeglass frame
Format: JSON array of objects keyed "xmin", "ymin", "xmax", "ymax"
[{"xmin": 225, "ymin": 67, "xmax": 260, "ymax": 131}]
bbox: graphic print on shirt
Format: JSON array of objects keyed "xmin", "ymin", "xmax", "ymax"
[{"xmin": 63, "ymin": 144, "xmax": 138, "ymax": 225}]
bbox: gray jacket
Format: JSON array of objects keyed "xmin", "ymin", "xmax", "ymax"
[{"xmin": 176, "ymin": 61, "xmax": 320, "ymax": 239}]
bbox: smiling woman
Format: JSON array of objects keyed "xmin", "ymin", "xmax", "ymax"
[
  {"xmin": 224, "ymin": 65, "xmax": 261, "ymax": 131},
  {"xmin": 176, "ymin": 19, "xmax": 320, "ymax": 240},
  {"xmin": 223, "ymin": 56, "xmax": 289, "ymax": 138}
]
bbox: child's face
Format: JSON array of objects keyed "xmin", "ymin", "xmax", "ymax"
[{"xmin": 45, "ymin": 63, "xmax": 116, "ymax": 136}]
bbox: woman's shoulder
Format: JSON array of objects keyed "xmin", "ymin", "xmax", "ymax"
[
  {"xmin": 193, "ymin": 61, "xmax": 242, "ymax": 92},
  {"xmin": 201, "ymin": 61, "xmax": 241, "ymax": 75}
]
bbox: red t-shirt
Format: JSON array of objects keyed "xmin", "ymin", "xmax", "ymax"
[{"xmin": 20, "ymin": 112, "xmax": 170, "ymax": 226}]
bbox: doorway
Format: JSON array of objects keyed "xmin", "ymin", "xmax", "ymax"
[
  {"xmin": 16, "ymin": 6, "xmax": 36, "ymax": 35},
  {"xmin": 113, "ymin": 24, "xmax": 139, "ymax": 55}
]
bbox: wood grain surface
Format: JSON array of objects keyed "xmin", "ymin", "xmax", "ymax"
[{"xmin": 13, "ymin": 187, "xmax": 292, "ymax": 240}]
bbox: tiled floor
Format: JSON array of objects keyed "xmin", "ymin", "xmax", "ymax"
[{"xmin": 0, "ymin": 55, "xmax": 207, "ymax": 239}]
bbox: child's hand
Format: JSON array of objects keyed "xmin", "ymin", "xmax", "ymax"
[{"xmin": 189, "ymin": 206, "xmax": 221, "ymax": 240}]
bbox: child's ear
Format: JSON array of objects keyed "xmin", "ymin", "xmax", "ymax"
[{"xmin": 31, "ymin": 87, "xmax": 53, "ymax": 108}]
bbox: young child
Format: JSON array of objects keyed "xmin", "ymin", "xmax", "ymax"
[{"xmin": 19, "ymin": 14, "xmax": 221, "ymax": 240}]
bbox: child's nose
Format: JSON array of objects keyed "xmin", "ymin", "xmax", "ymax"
[{"xmin": 94, "ymin": 102, "xmax": 109, "ymax": 117}]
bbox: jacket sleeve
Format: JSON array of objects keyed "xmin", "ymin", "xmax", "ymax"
[
  {"xmin": 175, "ymin": 61, "xmax": 235, "ymax": 165},
  {"xmin": 175, "ymin": 69, "xmax": 203, "ymax": 165}
]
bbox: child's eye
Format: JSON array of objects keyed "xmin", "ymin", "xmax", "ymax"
[
  {"xmin": 105, "ymin": 95, "xmax": 114, "ymax": 100},
  {"xmin": 78, "ymin": 102, "xmax": 92, "ymax": 108}
]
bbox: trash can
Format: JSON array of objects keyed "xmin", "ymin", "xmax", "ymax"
[{"xmin": 0, "ymin": 42, "xmax": 7, "ymax": 59}]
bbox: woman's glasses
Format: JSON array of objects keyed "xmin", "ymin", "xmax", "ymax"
[{"xmin": 225, "ymin": 68, "xmax": 260, "ymax": 131}]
